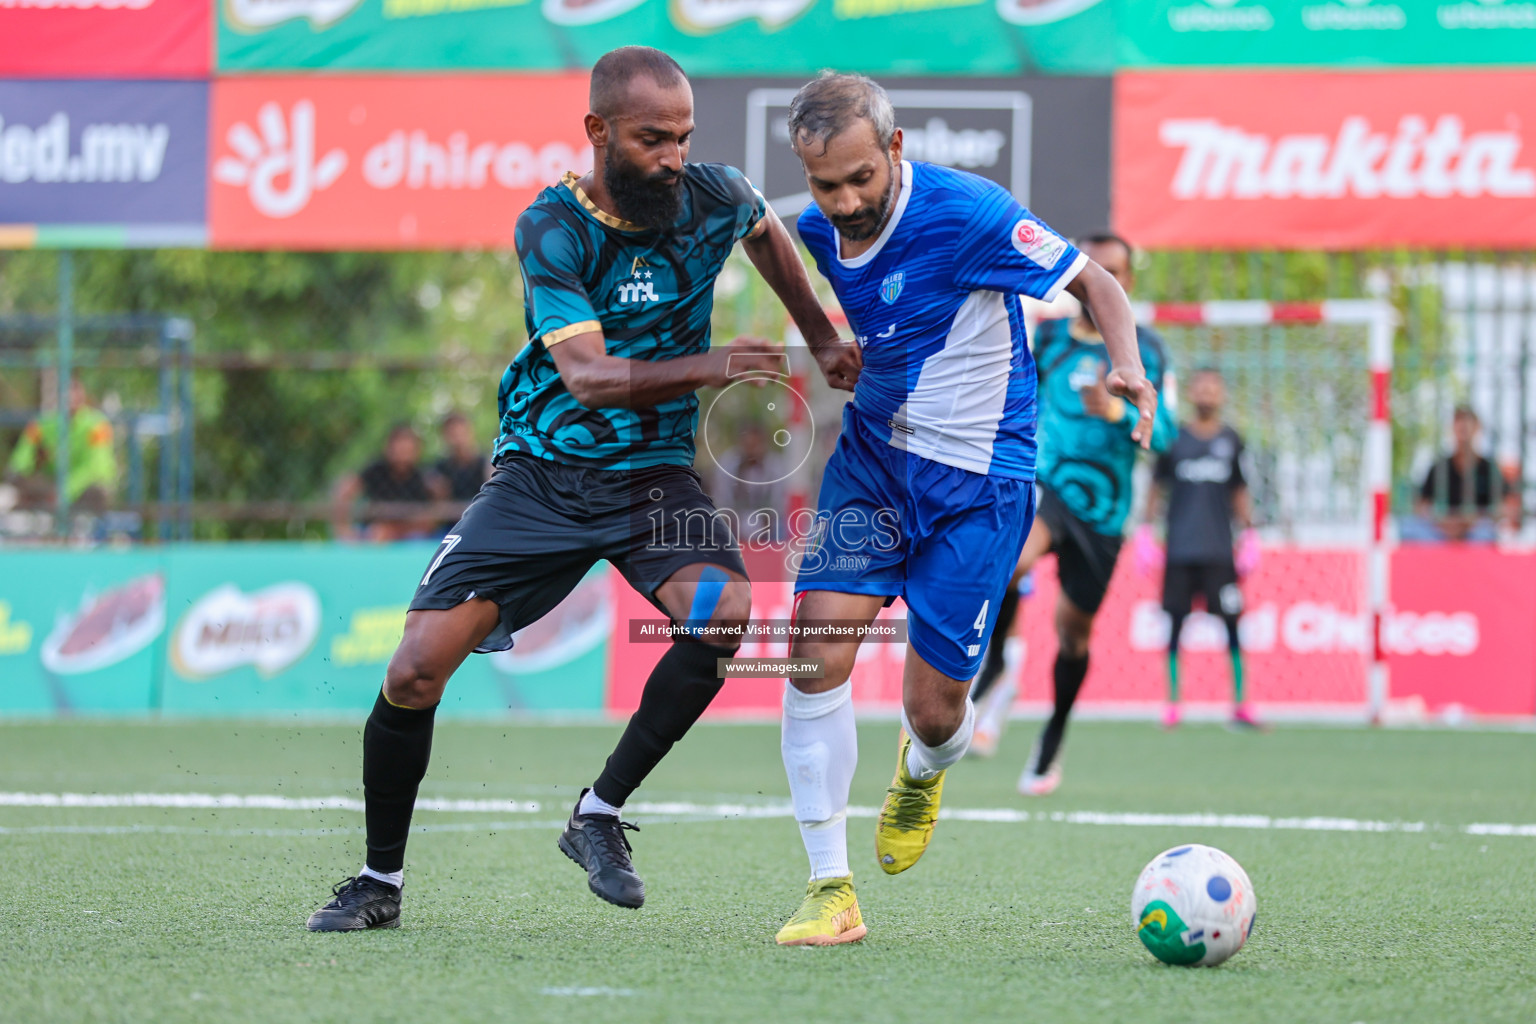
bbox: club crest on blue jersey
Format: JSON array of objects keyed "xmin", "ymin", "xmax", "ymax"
[{"xmin": 879, "ymin": 271, "xmax": 904, "ymax": 305}]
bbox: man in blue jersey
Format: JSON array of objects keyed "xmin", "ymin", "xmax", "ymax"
[
  {"xmin": 1008, "ymin": 232, "xmax": 1176, "ymax": 797},
  {"xmin": 771, "ymin": 73, "xmax": 1160, "ymax": 946},
  {"xmin": 305, "ymin": 47, "xmax": 859, "ymax": 931}
]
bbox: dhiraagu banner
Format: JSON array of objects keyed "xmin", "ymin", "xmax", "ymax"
[
  {"xmin": 1119, "ymin": 0, "xmax": 1536, "ymax": 67},
  {"xmin": 216, "ymin": 0, "xmax": 1116, "ymax": 74}
]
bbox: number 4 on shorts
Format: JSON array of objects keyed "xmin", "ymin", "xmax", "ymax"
[{"xmin": 974, "ymin": 600, "xmax": 989, "ymax": 637}]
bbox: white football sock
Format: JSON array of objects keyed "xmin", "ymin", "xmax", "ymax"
[
  {"xmin": 578, "ymin": 788, "xmax": 623, "ymax": 818},
  {"xmin": 903, "ymin": 699, "xmax": 975, "ymax": 781},
  {"xmin": 782, "ymin": 681, "xmax": 857, "ymax": 880},
  {"xmin": 359, "ymin": 866, "xmax": 403, "ymax": 889}
]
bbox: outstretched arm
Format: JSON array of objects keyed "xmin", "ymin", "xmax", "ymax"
[
  {"xmin": 742, "ymin": 208, "xmax": 861, "ymax": 392},
  {"xmin": 549, "ymin": 332, "xmax": 786, "ymax": 410},
  {"xmin": 1066, "ymin": 263, "xmax": 1158, "ymax": 449}
]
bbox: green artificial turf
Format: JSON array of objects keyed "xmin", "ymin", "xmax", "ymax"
[{"xmin": 2, "ymin": 719, "xmax": 1533, "ymax": 1023}]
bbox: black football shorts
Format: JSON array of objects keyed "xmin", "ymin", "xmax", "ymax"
[
  {"xmin": 1037, "ymin": 484, "xmax": 1124, "ymax": 615},
  {"xmin": 410, "ymin": 453, "xmax": 746, "ymax": 653},
  {"xmin": 1161, "ymin": 560, "xmax": 1243, "ymax": 618}
]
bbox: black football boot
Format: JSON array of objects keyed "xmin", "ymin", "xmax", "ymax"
[
  {"xmin": 305, "ymin": 875, "xmax": 402, "ymax": 932},
  {"xmin": 557, "ymin": 789, "xmax": 645, "ymax": 909}
]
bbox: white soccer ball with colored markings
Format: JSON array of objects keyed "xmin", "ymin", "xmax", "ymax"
[{"xmin": 1131, "ymin": 844, "xmax": 1256, "ymax": 967}]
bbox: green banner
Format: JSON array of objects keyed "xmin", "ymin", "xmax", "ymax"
[
  {"xmin": 0, "ymin": 545, "xmax": 608, "ymax": 716},
  {"xmin": 217, "ymin": 0, "xmax": 1115, "ymax": 74},
  {"xmin": 0, "ymin": 551, "xmax": 166, "ymax": 715},
  {"xmin": 1120, "ymin": 0, "xmax": 1536, "ymax": 66}
]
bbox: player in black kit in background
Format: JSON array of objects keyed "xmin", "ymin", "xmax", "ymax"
[{"xmin": 1143, "ymin": 367, "xmax": 1262, "ymax": 730}]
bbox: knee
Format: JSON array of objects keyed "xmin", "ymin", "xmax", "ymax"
[
  {"xmin": 789, "ymin": 641, "xmax": 856, "ymax": 690},
  {"xmin": 904, "ymin": 694, "xmax": 966, "ymax": 747},
  {"xmin": 383, "ymin": 641, "xmax": 449, "ymax": 708},
  {"xmin": 690, "ymin": 582, "xmax": 750, "ymax": 654},
  {"xmin": 1056, "ymin": 623, "xmax": 1091, "ymax": 660}
]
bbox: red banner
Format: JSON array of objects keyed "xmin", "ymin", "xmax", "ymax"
[
  {"xmin": 209, "ymin": 76, "xmax": 593, "ymax": 250},
  {"xmin": 606, "ymin": 545, "xmax": 1536, "ymax": 720},
  {"xmin": 607, "ymin": 547, "xmax": 1372, "ymax": 719},
  {"xmin": 1114, "ymin": 71, "xmax": 1536, "ymax": 249},
  {"xmin": 1389, "ymin": 546, "xmax": 1536, "ymax": 717},
  {"xmin": 0, "ymin": 0, "xmax": 208, "ymax": 78}
]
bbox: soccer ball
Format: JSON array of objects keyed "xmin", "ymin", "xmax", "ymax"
[{"xmin": 1131, "ymin": 844, "xmax": 1256, "ymax": 967}]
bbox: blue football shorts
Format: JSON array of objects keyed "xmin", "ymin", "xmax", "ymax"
[{"xmin": 794, "ymin": 405, "xmax": 1036, "ymax": 681}]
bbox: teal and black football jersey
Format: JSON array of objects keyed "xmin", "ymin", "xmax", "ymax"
[
  {"xmin": 1034, "ymin": 318, "xmax": 1177, "ymax": 537},
  {"xmin": 501, "ymin": 163, "xmax": 766, "ymax": 470}
]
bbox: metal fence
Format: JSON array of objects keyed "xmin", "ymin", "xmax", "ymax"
[{"xmin": 2, "ymin": 248, "xmax": 1534, "ymax": 543}]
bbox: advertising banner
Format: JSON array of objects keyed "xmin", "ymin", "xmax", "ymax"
[
  {"xmin": 1388, "ymin": 546, "xmax": 1536, "ymax": 716},
  {"xmin": 609, "ymin": 545, "xmax": 1536, "ymax": 719},
  {"xmin": 216, "ymin": 0, "xmax": 1114, "ymax": 75},
  {"xmin": 209, "ymin": 75, "xmax": 591, "ymax": 249},
  {"xmin": 0, "ymin": 81, "xmax": 208, "ymax": 248},
  {"xmin": 158, "ymin": 545, "xmax": 609, "ymax": 714},
  {"xmin": 0, "ymin": 551, "xmax": 166, "ymax": 715},
  {"xmin": 0, "ymin": 545, "xmax": 607, "ymax": 716},
  {"xmin": 0, "ymin": 0, "xmax": 210, "ymax": 78},
  {"xmin": 689, "ymin": 76, "xmax": 1111, "ymax": 239},
  {"xmin": 608, "ymin": 549, "xmax": 1373, "ymax": 719},
  {"xmin": 1113, "ymin": 71, "xmax": 1536, "ymax": 249},
  {"xmin": 1120, "ymin": 0, "xmax": 1536, "ymax": 68}
]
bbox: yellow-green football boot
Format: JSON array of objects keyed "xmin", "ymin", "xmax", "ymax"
[
  {"xmin": 775, "ymin": 875, "xmax": 867, "ymax": 946},
  {"xmin": 875, "ymin": 732, "xmax": 945, "ymax": 874}
]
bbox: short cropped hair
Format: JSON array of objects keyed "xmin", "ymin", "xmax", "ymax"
[
  {"xmin": 787, "ymin": 71, "xmax": 896, "ymax": 155},
  {"xmin": 590, "ymin": 46, "xmax": 687, "ymax": 119},
  {"xmin": 1079, "ymin": 230, "xmax": 1135, "ymax": 262},
  {"xmin": 1453, "ymin": 404, "xmax": 1480, "ymax": 424}
]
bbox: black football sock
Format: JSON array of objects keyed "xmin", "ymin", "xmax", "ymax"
[
  {"xmin": 1034, "ymin": 651, "xmax": 1089, "ymax": 774},
  {"xmin": 591, "ymin": 636, "xmax": 730, "ymax": 807},
  {"xmin": 971, "ymin": 585, "xmax": 1021, "ymax": 703},
  {"xmin": 362, "ymin": 691, "xmax": 438, "ymax": 874}
]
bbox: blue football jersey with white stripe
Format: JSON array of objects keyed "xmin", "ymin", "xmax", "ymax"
[{"xmin": 798, "ymin": 161, "xmax": 1087, "ymax": 481}]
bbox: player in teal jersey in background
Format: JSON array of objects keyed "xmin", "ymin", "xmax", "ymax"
[{"xmin": 985, "ymin": 231, "xmax": 1175, "ymax": 796}]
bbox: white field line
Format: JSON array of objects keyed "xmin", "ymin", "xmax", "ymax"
[{"xmin": 1, "ymin": 792, "xmax": 1532, "ymax": 838}]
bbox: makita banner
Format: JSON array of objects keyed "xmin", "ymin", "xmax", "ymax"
[
  {"xmin": 0, "ymin": 81, "xmax": 208, "ymax": 246},
  {"xmin": 1120, "ymin": 0, "xmax": 1536, "ymax": 68},
  {"xmin": 689, "ymin": 76, "xmax": 1111, "ymax": 240},
  {"xmin": 0, "ymin": 0, "xmax": 209, "ymax": 78},
  {"xmin": 209, "ymin": 76, "xmax": 591, "ymax": 249},
  {"xmin": 1114, "ymin": 71, "xmax": 1536, "ymax": 248}
]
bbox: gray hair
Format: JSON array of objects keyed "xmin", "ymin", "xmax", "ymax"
[{"xmin": 786, "ymin": 71, "xmax": 896, "ymax": 155}]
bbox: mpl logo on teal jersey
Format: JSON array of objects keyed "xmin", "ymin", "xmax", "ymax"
[{"xmin": 880, "ymin": 271, "xmax": 904, "ymax": 305}]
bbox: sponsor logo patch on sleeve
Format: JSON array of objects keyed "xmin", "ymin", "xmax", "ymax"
[{"xmin": 1011, "ymin": 219, "xmax": 1067, "ymax": 269}]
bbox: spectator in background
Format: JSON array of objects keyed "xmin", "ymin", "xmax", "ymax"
[
  {"xmin": 4, "ymin": 377, "xmax": 116, "ymax": 514},
  {"xmin": 333, "ymin": 423, "xmax": 438, "ymax": 542},
  {"xmin": 1403, "ymin": 405, "xmax": 1503, "ymax": 543},
  {"xmin": 432, "ymin": 411, "xmax": 490, "ymax": 503},
  {"xmin": 709, "ymin": 419, "xmax": 790, "ymax": 543},
  {"xmin": 431, "ymin": 411, "xmax": 491, "ymax": 533}
]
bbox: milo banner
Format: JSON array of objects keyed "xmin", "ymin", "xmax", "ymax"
[
  {"xmin": 0, "ymin": 544, "xmax": 608, "ymax": 716},
  {"xmin": 1120, "ymin": 0, "xmax": 1536, "ymax": 67},
  {"xmin": 216, "ymin": 0, "xmax": 1115, "ymax": 75}
]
